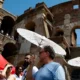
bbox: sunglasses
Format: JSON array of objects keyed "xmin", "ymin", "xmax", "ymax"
[
  {"xmin": 39, "ymin": 50, "xmax": 45, "ymax": 55},
  {"xmin": 7, "ymin": 66, "xmax": 12, "ymax": 70}
]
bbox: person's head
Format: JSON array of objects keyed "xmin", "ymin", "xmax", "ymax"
[
  {"xmin": 24, "ymin": 53, "xmax": 31, "ymax": 63},
  {"xmin": 2, "ymin": 64, "xmax": 13, "ymax": 77},
  {"xmin": 39, "ymin": 45, "xmax": 55, "ymax": 62},
  {"xmin": 6, "ymin": 66, "xmax": 12, "ymax": 75},
  {"xmin": 15, "ymin": 66, "xmax": 22, "ymax": 75},
  {"xmin": 23, "ymin": 53, "xmax": 31, "ymax": 70}
]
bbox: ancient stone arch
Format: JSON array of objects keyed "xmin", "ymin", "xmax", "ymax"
[
  {"xmin": 2, "ymin": 42, "xmax": 17, "ymax": 57},
  {"xmin": 18, "ymin": 21, "xmax": 36, "ymax": 54},
  {"xmin": 70, "ymin": 26, "xmax": 80, "ymax": 46},
  {"xmin": 2, "ymin": 42, "xmax": 17, "ymax": 64},
  {"xmin": 25, "ymin": 21, "xmax": 36, "ymax": 31},
  {"xmin": 46, "ymin": 13, "xmax": 53, "ymax": 22},
  {"xmin": 0, "ymin": 16, "xmax": 15, "ymax": 36},
  {"xmin": 54, "ymin": 27, "xmax": 64, "ymax": 36}
]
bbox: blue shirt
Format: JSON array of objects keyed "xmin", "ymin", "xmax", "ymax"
[{"xmin": 33, "ymin": 62, "xmax": 65, "ymax": 80}]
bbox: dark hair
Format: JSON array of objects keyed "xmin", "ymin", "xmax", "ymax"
[
  {"xmin": 43, "ymin": 45, "xmax": 55, "ymax": 59},
  {"xmin": 16, "ymin": 66, "xmax": 20, "ymax": 71},
  {"xmin": 15, "ymin": 65, "xmax": 22, "ymax": 72}
]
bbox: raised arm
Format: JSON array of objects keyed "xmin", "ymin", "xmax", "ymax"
[{"xmin": 26, "ymin": 55, "xmax": 35, "ymax": 80}]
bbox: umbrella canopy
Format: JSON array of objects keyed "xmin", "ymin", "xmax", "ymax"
[
  {"xmin": 17, "ymin": 28, "xmax": 66, "ymax": 56},
  {"xmin": 68, "ymin": 57, "xmax": 80, "ymax": 67},
  {"xmin": 0, "ymin": 54, "xmax": 8, "ymax": 70}
]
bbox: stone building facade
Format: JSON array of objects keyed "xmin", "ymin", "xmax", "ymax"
[
  {"xmin": 0, "ymin": 0, "xmax": 17, "ymax": 64},
  {"xmin": 14, "ymin": 0, "xmax": 80, "ymax": 63},
  {"xmin": 0, "ymin": 0, "xmax": 80, "ymax": 79},
  {"xmin": 14, "ymin": 1, "xmax": 80, "ymax": 79}
]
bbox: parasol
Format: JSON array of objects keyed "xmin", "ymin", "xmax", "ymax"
[
  {"xmin": 17, "ymin": 28, "xmax": 66, "ymax": 56},
  {"xmin": 68, "ymin": 57, "xmax": 80, "ymax": 67}
]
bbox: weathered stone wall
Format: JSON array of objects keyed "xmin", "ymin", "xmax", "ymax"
[
  {"xmin": 49, "ymin": 1, "xmax": 80, "ymax": 26},
  {"xmin": 13, "ymin": 4, "xmax": 52, "ymax": 65},
  {"xmin": 13, "ymin": 1, "xmax": 80, "ymax": 69},
  {"xmin": 48, "ymin": 1, "xmax": 80, "ymax": 46}
]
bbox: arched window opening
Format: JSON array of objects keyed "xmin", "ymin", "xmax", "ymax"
[
  {"xmin": 71, "ymin": 26, "xmax": 80, "ymax": 47},
  {"xmin": 47, "ymin": 25, "xmax": 52, "ymax": 37},
  {"xmin": 2, "ymin": 43, "xmax": 17, "ymax": 59},
  {"xmin": 0, "ymin": 16, "xmax": 15, "ymax": 36},
  {"xmin": 75, "ymin": 29, "xmax": 80, "ymax": 47},
  {"xmin": 73, "ymin": 5, "xmax": 79, "ymax": 9},
  {"xmin": 71, "ymin": 30, "xmax": 77, "ymax": 46},
  {"xmin": 46, "ymin": 14, "xmax": 53, "ymax": 22},
  {"xmin": 54, "ymin": 27, "xmax": 64, "ymax": 36},
  {"xmin": 25, "ymin": 21, "xmax": 35, "ymax": 31}
]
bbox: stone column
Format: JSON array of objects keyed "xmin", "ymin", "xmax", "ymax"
[
  {"xmin": 34, "ymin": 13, "xmax": 48, "ymax": 36},
  {"xmin": 0, "ymin": 0, "xmax": 4, "ymax": 8},
  {"xmin": 43, "ymin": 20, "xmax": 50, "ymax": 38}
]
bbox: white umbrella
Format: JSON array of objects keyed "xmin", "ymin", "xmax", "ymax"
[
  {"xmin": 17, "ymin": 28, "xmax": 66, "ymax": 56},
  {"xmin": 68, "ymin": 57, "xmax": 80, "ymax": 67}
]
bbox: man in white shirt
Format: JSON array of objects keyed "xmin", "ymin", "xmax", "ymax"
[{"xmin": 22, "ymin": 53, "xmax": 38, "ymax": 80}]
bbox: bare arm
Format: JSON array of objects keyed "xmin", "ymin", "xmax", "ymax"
[
  {"xmin": 8, "ymin": 75, "xmax": 15, "ymax": 80},
  {"xmin": 26, "ymin": 55, "xmax": 35, "ymax": 80},
  {"xmin": 26, "ymin": 64, "xmax": 34, "ymax": 80}
]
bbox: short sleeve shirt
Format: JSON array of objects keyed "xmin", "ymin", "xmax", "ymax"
[{"xmin": 33, "ymin": 62, "xmax": 65, "ymax": 80}]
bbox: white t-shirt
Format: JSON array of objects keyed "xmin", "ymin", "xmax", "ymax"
[
  {"xmin": 22, "ymin": 66, "xmax": 38, "ymax": 80},
  {"xmin": 32, "ymin": 66, "xmax": 38, "ymax": 75},
  {"xmin": 11, "ymin": 74, "xmax": 22, "ymax": 80}
]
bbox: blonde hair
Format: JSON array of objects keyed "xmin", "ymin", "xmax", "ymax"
[{"xmin": 2, "ymin": 63, "xmax": 13, "ymax": 77}]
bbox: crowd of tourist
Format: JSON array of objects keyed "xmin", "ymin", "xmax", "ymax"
[{"xmin": 0, "ymin": 45, "xmax": 66, "ymax": 80}]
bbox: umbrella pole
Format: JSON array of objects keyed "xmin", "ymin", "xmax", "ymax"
[{"xmin": 38, "ymin": 39, "xmax": 44, "ymax": 46}]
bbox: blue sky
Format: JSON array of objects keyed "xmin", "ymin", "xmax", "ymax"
[
  {"xmin": 3, "ymin": 0, "xmax": 80, "ymax": 46},
  {"xmin": 3, "ymin": 0, "xmax": 70, "ymax": 16},
  {"xmin": 76, "ymin": 29, "xmax": 80, "ymax": 46}
]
